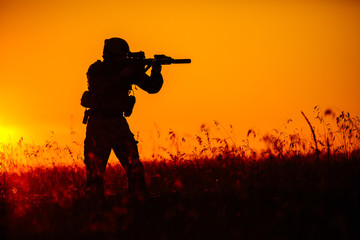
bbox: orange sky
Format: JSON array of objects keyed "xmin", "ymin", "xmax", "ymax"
[{"xmin": 1, "ymin": 0, "xmax": 360, "ymax": 157}]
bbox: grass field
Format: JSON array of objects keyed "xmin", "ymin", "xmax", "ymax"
[{"xmin": 1, "ymin": 108, "xmax": 360, "ymax": 239}]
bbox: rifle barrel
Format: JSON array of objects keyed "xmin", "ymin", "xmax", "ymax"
[{"xmin": 172, "ymin": 59, "xmax": 191, "ymax": 64}]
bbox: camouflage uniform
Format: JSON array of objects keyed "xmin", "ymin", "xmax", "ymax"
[{"xmin": 82, "ymin": 51, "xmax": 163, "ymax": 198}]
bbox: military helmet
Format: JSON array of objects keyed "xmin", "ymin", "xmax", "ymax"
[{"xmin": 103, "ymin": 37, "xmax": 130, "ymax": 55}]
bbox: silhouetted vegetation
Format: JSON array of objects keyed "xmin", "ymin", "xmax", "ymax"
[{"xmin": 1, "ymin": 107, "xmax": 359, "ymax": 239}]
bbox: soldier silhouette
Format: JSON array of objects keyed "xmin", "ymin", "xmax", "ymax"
[{"xmin": 81, "ymin": 38, "xmax": 163, "ymax": 200}]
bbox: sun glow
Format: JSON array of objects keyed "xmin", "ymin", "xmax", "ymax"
[{"xmin": 0, "ymin": 126, "xmax": 20, "ymax": 143}]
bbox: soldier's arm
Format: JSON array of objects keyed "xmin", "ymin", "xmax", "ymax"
[{"xmin": 134, "ymin": 65, "xmax": 163, "ymax": 94}]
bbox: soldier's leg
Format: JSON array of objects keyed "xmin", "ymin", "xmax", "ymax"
[
  {"xmin": 113, "ymin": 138, "xmax": 146, "ymax": 194},
  {"xmin": 84, "ymin": 136, "xmax": 111, "ymax": 198}
]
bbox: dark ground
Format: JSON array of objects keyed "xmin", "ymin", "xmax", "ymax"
[{"xmin": 1, "ymin": 156, "xmax": 360, "ymax": 240}]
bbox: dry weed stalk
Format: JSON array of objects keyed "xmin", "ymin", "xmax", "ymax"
[{"xmin": 301, "ymin": 111, "xmax": 320, "ymax": 162}]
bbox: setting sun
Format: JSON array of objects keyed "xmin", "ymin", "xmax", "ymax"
[{"xmin": 0, "ymin": 126, "xmax": 19, "ymax": 143}]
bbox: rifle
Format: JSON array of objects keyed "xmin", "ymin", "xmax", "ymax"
[{"xmin": 127, "ymin": 51, "xmax": 191, "ymax": 72}]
